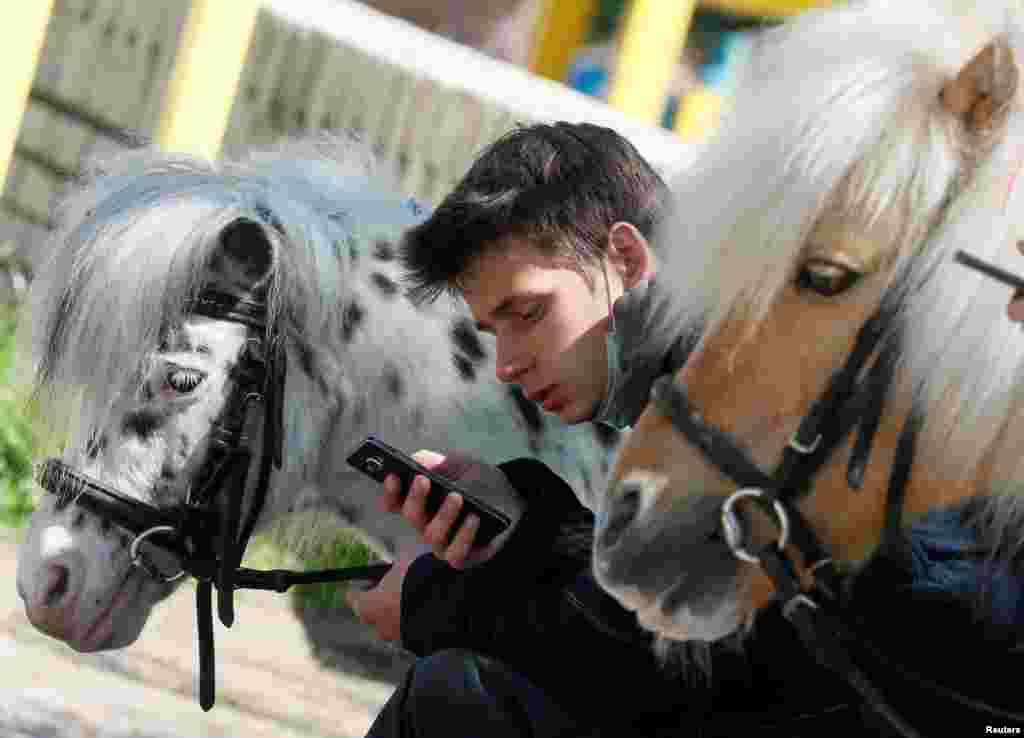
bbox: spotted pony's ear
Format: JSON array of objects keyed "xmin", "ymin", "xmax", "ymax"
[
  {"xmin": 207, "ymin": 218, "xmax": 275, "ymax": 292},
  {"xmin": 941, "ymin": 36, "xmax": 1019, "ymax": 132}
]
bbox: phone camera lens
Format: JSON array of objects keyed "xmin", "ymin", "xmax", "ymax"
[{"xmin": 364, "ymin": 456, "xmax": 384, "ymax": 474}]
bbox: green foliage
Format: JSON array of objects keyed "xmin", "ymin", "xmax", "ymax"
[
  {"xmin": 0, "ymin": 305, "xmax": 37, "ymax": 527},
  {"xmin": 292, "ymin": 529, "xmax": 380, "ymax": 612}
]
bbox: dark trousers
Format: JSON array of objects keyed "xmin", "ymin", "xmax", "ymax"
[{"xmin": 366, "ymin": 649, "xmax": 595, "ymax": 738}]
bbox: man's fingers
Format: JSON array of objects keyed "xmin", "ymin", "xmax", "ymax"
[
  {"xmin": 444, "ymin": 514, "xmax": 480, "ymax": 570},
  {"xmin": 411, "ymin": 449, "xmax": 447, "ymax": 470},
  {"xmin": 423, "ymin": 493, "xmax": 463, "ymax": 548},
  {"xmin": 400, "ymin": 475, "xmax": 432, "ymax": 530},
  {"xmin": 379, "ymin": 474, "xmax": 404, "ymax": 513},
  {"xmin": 1010, "ymin": 295, "xmax": 1024, "ymax": 322}
]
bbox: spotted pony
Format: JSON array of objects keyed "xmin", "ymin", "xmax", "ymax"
[{"xmin": 14, "ymin": 133, "xmax": 620, "ymax": 653}]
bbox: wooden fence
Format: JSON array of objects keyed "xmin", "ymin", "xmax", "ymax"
[{"xmin": 0, "ymin": 0, "xmax": 690, "ymax": 273}]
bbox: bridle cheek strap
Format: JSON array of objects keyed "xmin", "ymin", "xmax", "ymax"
[{"xmin": 34, "ymin": 290, "xmax": 388, "ymax": 712}]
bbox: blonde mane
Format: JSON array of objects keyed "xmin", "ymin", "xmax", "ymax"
[{"xmin": 652, "ymin": 0, "xmax": 1024, "ymax": 546}]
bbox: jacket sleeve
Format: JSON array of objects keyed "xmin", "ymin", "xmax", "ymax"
[
  {"xmin": 399, "ymin": 456, "xmax": 614, "ymax": 657},
  {"xmin": 398, "ymin": 458, "xmax": 705, "ymax": 727},
  {"xmin": 396, "ymin": 456, "xmax": 850, "ymax": 730}
]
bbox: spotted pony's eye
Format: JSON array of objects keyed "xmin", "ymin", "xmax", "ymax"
[
  {"xmin": 796, "ymin": 259, "xmax": 863, "ymax": 297},
  {"xmin": 166, "ymin": 367, "xmax": 206, "ymax": 394}
]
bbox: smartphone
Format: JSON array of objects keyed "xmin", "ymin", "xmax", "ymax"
[
  {"xmin": 346, "ymin": 436, "xmax": 512, "ymax": 547},
  {"xmin": 954, "ymin": 249, "xmax": 1024, "ymax": 291}
]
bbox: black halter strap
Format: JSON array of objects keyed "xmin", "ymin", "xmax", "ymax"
[
  {"xmin": 648, "ymin": 301, "xmax": 933, "ymax": 735},
  {"xmin": 35, "ymin": 288, "xmax": 390, "ymax": 711}
]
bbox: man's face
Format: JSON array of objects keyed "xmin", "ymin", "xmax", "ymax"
[{"xmin": 462, "ymin": 236, "xmax": 622, "ymax": 424}]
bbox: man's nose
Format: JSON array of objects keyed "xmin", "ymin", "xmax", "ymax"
[{"xmin": 495, "ymin": 344, "xmax": 531, "ymax": 383}]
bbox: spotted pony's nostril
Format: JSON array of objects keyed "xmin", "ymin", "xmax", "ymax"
[{"xmin": 599, "ymin": 482, "xmax": 643, "ymax": 551}]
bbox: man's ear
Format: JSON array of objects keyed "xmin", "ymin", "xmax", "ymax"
[{"xmin": 606, "ymin": 221, "xmax": 656, "ymax": 289}]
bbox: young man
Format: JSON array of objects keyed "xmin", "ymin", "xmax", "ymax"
[{"xmin": 346, "ymin": 122, "xmax": 860, "ymax": 738}]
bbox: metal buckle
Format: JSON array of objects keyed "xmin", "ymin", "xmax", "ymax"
[
  {"xmin": 789, "ymin": 432, "xmax": 822, "ymax": 455},
  {"xmin": 782, "ymin": 593, "xmax": 819, "ymax": 621},
  {"xmin": 130, "ymin": 525, "xmax": 186, "ymax": 582},
  {"xmin": 720, "ymin": 488, "xmax": 790, "ymax": 565}
]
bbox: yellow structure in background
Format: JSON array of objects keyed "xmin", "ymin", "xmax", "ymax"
[
  {"xmin": 1, "ymin": 1, "xmax": 57, "ymax": 190},
  {"xmin": 529, "ymin": 0, "xmax": 598, "ymax": 83},
  {"xmin": 155, "ymin": 0, "xmax": 260, "ymax": 159},
  {"xmin": 608, "ymin": 0, "xmax": 697, "ymax": 128},
  {"xmin": 530, "ymin": 0, "xmax": 833, "ymax": 138}
]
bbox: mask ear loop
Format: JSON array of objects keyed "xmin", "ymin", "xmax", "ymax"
[{"xmin": 601, "ymin": 258, "xmax": 617, "ymax": 335}]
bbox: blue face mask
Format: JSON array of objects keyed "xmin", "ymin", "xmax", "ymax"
[{"xmin": 591, "ymin": 262, "xmax": 631, "ymax": 431}]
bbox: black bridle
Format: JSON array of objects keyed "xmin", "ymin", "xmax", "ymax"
[
  {"xmin": 648, "ymin": 286, "xmax": 1024, "ymax": 735},
  {"xmin": 35, "ymin": 289, "xmax": 389, "ymax": 711}
]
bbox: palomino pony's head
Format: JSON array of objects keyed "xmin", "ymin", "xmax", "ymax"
[
  {"xmin": 594, "ymin": 0, "xmax": 1024, "ymax": 642},
  {"xmin": 14, "ymin": 135, "xmax": 431, "ymax": 652}
]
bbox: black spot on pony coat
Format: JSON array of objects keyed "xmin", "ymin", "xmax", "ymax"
[
  {"xmin": 342, "ymin": 300, "xmax": 365, "ymax": 342},
  {"xmin": 453, "ymin": 353, "xmax": 476, "ymax": 381},
  {"xmin": 121, "ymin": 409, "xmax": 165, "ymax": 439},
  {"xmin": 451, "ymin": 318, "xmax": 488, "ymax": 363},
  {"xmin": 383, "ymin": 363, "xmax": 405, "ymax": 399},
  {"xmin": 370, "ymin": 272, "xmax": 399, "ymax": 298}
]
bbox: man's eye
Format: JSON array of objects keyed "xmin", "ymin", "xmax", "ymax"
[
  {"xmin": 523, "ymin": 303, "xmax": 545, "ymax": 322},
  {"xmin": 796, "ymin": 260, "xmax": 863, "ymax": 297}
]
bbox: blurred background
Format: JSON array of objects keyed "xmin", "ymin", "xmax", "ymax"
[{"xmin": 1, "ymin": 0, "xmax": 982, "ymax": 735}]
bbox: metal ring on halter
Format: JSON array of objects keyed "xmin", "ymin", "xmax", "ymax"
[
  {"xmin": 130, "ymin": 525, "xmax": 186, "ymax": 582},
  {"xmin": 720, "ymin": 488, "xmax": 790, "ymax": 565},
  {"xmin": 788, "ymin": 431, "xmax": 821, "ymax": 455}
]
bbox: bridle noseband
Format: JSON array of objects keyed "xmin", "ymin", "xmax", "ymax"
[{"xmin": 35, "ymin": 289, "xmax": 389, "ymax": 710}]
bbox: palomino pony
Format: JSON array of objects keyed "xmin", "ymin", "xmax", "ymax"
[
  {"xmin": 14, "ymin": 134, "xmax": 619, "ymax": 706},
  {"xmin": 593, "ymin": 0, "xmax": 1024, "ymax": 732}
]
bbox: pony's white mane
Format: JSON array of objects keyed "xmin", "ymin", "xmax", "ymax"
[
  {"xmin": 19, "ymin": 133, "xmax": 463, "ymax": 474},
  {"xmin": 653, "ymin": 1, "xmax": 1024, "ymax": 510}
]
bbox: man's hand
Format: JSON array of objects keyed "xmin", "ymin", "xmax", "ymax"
[
  {"xmin": 345, "ymin": 543, "xmax": 431, "ymax": 643},
  {"xmin": 377, "ymin": 450, "xmax": 523, "ymax": 569},
  {"xmin": 1010, "ymin": 242, "xmax": 1024, "ymax": 322}
]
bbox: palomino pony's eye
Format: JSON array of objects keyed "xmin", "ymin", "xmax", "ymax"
[
  {"xmin": 166, "ymin": 367, "xmax": 206, "ymax": 394},
  {"xmin": 796, "ymin": 259, "xmax": 863, "ymax": 297}
]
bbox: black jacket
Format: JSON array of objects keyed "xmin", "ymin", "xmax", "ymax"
[
  {"xmin": 399, "ymin": 457, "xmax": 1024, "ymax": 736},
  {"xmin": 398, "ymin": 457, "xmax": 868, "ymax": 737}
]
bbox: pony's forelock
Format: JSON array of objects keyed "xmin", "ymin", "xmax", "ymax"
[
  {"xmin": 653, "ymin": 0, "xmax": 1024, "ymax": 532},
  {"xmin": 17, "ymin": 134, "xmax": 421, "ymax": 468}
]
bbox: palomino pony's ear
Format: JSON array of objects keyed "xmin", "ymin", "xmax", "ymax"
[
  {"xmin": 941, "ymin": 36, "xmax": 1019, "ymax": 132},
  {"xmin": 208, "ymin": 218, "xmax": 275, "ymax": 291}
]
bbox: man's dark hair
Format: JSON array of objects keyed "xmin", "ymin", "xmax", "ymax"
[{"xmin": 401, "ymin": 121, "xmax": 672, "ymax": 304}]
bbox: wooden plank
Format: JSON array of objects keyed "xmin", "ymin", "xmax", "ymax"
[
  {"xmin": 262, "ymin": 19, "xmax": 306, "ymax": 139},
  {"xmin": 155, "ymin": 0, "xmax": 260, "ymax": 158},
  {"xmin": 268, "ymin": 24, "xmax": 317, "ymax": 136},
  {"xmin": 8, "ymin": 158, "xmax": 59, "ymax": 225},
  {"xmin": 135, "ymin": 0, "xmax": 191, "ymax": 135},
  {"xmin": 49, "ymin": 0, "xmax": 106, "ymax": 110},
  {"xmin": 0, "ymin": 1, "xmax": 58, "ymax": 190},
  {"xmin": 32, "ymin": 0, "xmax": 76, "ymax": 97},
  {"xmin": 297, "ymin": 30, "xmax": 338, "ymax": 135},
  {"xmin": 377, "ymin": 70, "xmax": 417, "ymax": 188},
  {"xmin": 222, "ymin": 8, "xmax": 284, "ymax": 151}
]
